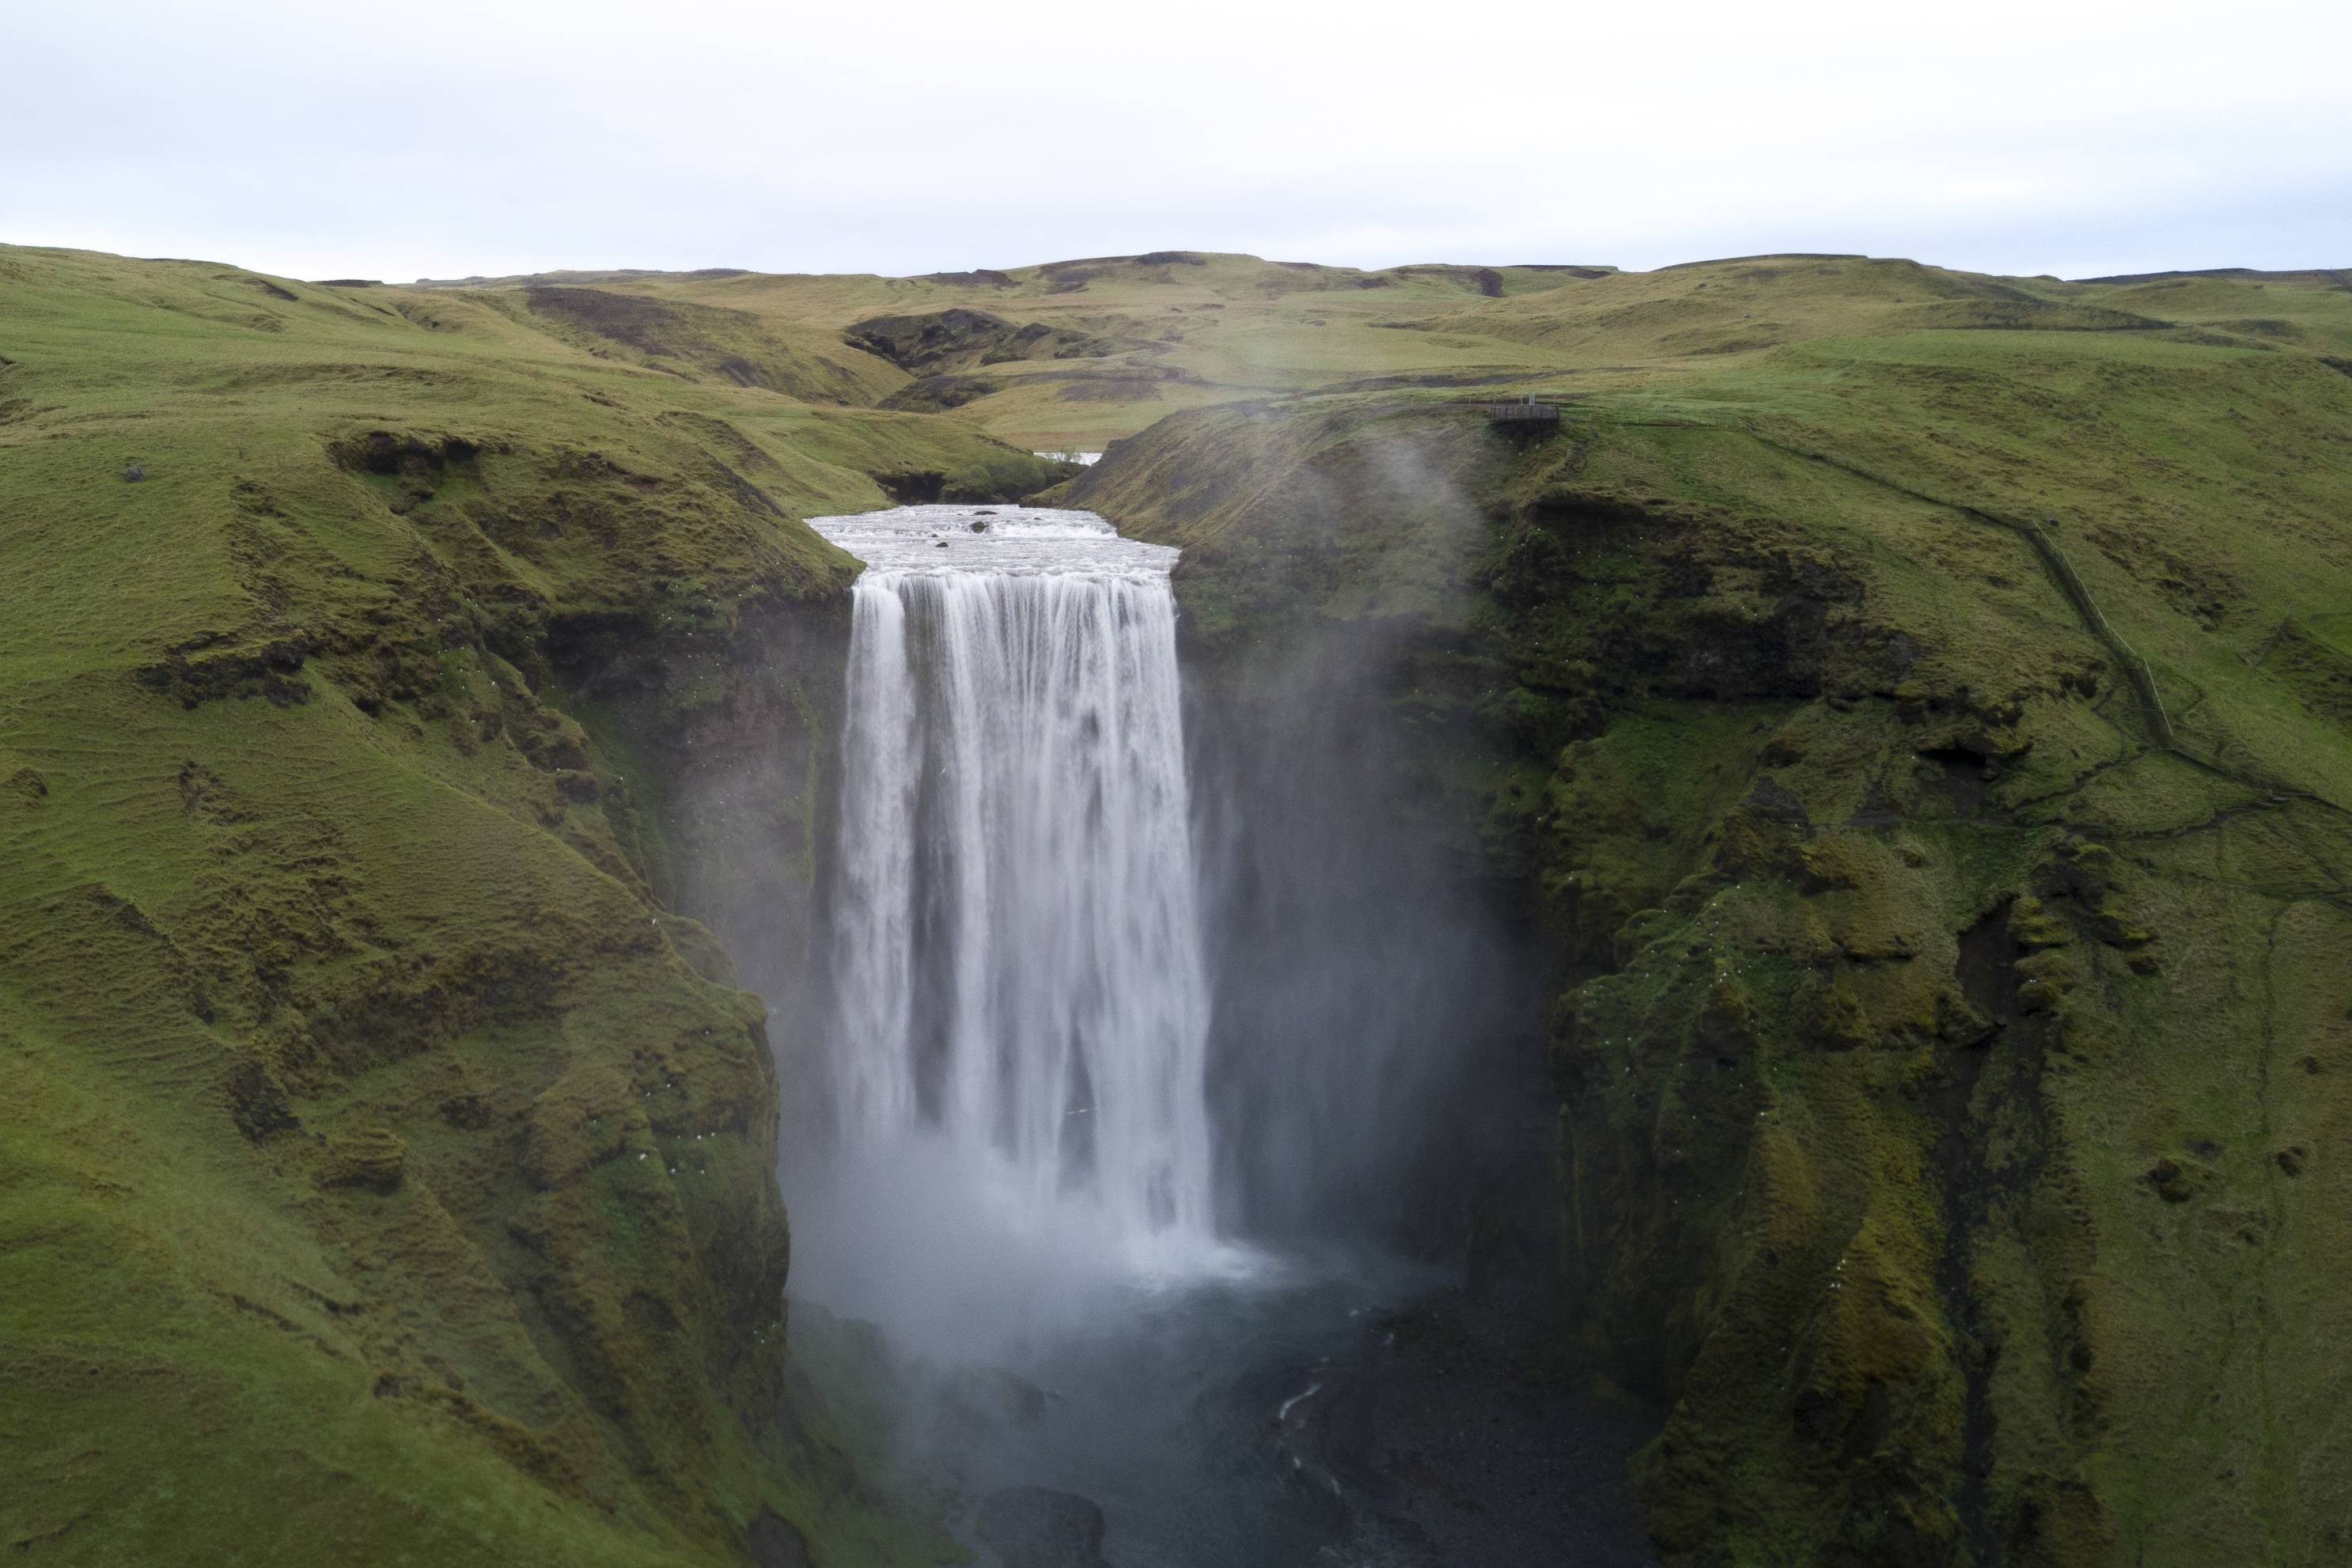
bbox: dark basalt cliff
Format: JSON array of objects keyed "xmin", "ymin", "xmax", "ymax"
[{"xmin": 1068, "ymin": 375, "xmax": 2352, "ymax": 1566}]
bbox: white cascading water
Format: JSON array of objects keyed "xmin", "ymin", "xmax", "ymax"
[{"xmin": 809, "ymin": 503, "xmax": 1215, "ymax": 1247}]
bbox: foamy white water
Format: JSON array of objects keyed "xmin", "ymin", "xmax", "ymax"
[{"xmin": 811, "ymin": 504, "xmax": 1216, "ymax": 1246}]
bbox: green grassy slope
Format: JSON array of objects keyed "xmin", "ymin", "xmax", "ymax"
[
  {"xmin": 0, "ymin": 245, "xmax": 1009, "ymax": 1566},
  {"xmin": 8, "ymin": 236, "xmax": 2349, "ymax": 1567},
  {"xmin": 1066, "ymin": 261, "xmax": 2352, "ymax": 1565}
]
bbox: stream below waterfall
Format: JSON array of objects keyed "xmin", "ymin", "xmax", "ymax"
[{"xmin": 787, "ymin": 504, "xmax": 1653, "ymax": 1567}]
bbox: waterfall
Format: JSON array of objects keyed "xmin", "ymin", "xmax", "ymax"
[{"xmin": 812, "ymin": 505, "xmax": 1214, "ymax": 1244}]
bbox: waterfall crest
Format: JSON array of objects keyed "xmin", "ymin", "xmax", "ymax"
[{"xmin": 813, "ymin": 506, "xmax": 1214, "ymax": 1244}]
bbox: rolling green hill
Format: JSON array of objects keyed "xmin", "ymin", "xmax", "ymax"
[
  {"xmin": 0, "ymin": 244, "xmax": 1015, "ymax": 1567},
  {"xmin": 413, "ymin": 250, "xmax": 2352, "ymax": 455},
  {"xmin": 413, "ymin": 251, "xmax": 1614, "ymax": 447},
  {"xmin": 6, "ymin": 239, "xmax": 2350, "ymax": 1566}
]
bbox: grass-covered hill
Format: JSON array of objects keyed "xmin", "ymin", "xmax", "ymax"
[
  {"xmin": 1065, "ymin": 260, "xmax": 2352, "ymax": 1564},
  {"xmin": 411, "ymin": 250, "xmax": 2352, "ymax": 456},
  {"xmin": 0, "ymin": 244, "xmax": 1022, "ymax": 1566},
  {"xmin": 6, "ymin": 238, "xmax": 2350, "ymax": 1567},
  {"xmin": 411, "ymin": 251, "xmax": 1616, "ymax": 447}
]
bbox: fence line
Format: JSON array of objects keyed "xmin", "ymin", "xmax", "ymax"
[
  {"xmin": 2014, "ymin": 518, "xmax": 2176, "ymax": 748},
  {"xmin": 1735, "ymin": 426, "xmax": 2178, "ymax": 751}
]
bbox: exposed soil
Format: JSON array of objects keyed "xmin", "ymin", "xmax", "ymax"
[
  {"xmin": 524, "ymin": 285, "xmax": 686, "ymax": 354},
  {"xmin": 845, "ymin": 309, "xmax": 1115, "ymax": 375},
  {"xmin": 880, "ymin": 373, "xmax": 1003, "ymax": 413}
]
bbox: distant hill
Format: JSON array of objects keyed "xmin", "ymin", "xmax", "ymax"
[{"xmin": 395, "ymin": 248, "xmax": 2352, "ymax": 450}]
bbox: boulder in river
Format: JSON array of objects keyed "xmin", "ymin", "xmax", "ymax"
[
  {"xmin": 943, "ymin": 1365, "xmax": 1050, "ymax": 1426},
  {"xmin": 975, "ymin": 1487, "xmax": 1112, "ymax": 1568}
]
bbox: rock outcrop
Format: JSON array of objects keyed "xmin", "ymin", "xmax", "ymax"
[{"xmin": 843, "ymin": 308, "xmax": 1116, "ymax": 377}]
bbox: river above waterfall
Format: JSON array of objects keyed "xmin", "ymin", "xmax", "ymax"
[{"xmin": 812, "ymin": 501, "xmax": 1172, "ymax": 577}]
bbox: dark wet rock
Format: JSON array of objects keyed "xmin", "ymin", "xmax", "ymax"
[
  {"xmin": 136, "ymin": 632, "xmax": 315, "ymax": 709},
  {"xmin": 845, "ymin": 309, "xmax": 1114, "ymax": 376},
  {"xmin": 439, "ymin": 1092, "xmax": 495, "ymax": 1131},
  {"xmin": 944, "ymin": 1365, "xmax": 1049, "ymax": 1426},
  {"xmin": 1283, "ymin": 1294, "xmax": 1660, "ymax": 1567},
  {"xmin": 879, "ymin": 373, "xmax": 1003, "ymax": 412},
  {"xmin": 123, "ymin": 465, "xmax": 145, "ymax": 482},
  {"xmin": 524, "ymin": 286, "xmax": 687, "ymax": 355},
  {"xmin": 873, "ymin": 469, "xmax": 944, "ymax": 504},
  {"xmin": 976, "ymin": 1487, "xmax": 1112, "ymax": 1568},
  {"xmin": 1743, "ymin": 774, "xmax": 1810, "ymax": 825},
  {"xmin": 2145, "ymin": 1157, "xmax": 2210, "ymax": 1204},
  {"xmin": 748, "ymin": 1510, "xmax": 814, "ymax": 1568},
  {"xmin": 225, "ymin": 1057, "xmax": 300, "ymax": 1140}
]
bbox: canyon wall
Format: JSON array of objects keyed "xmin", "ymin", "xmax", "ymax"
[{"xmin": 1070, "ymin": 381, "xmax": 2352, "ymax": 1566}]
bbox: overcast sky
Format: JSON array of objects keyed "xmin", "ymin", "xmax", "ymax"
[{"xmin": 8, "ymin": 0, "xmax": 2348, "ymax": 283}]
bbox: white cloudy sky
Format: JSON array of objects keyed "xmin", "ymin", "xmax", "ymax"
[{"xmin": 7, "ymin": 0, "xmax": 2347, "ymax": 282}]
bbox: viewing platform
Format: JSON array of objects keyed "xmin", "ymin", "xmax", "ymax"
[{"xmin": 1479, "ymin": 393, "xmax": 1563, "ymax": 424}]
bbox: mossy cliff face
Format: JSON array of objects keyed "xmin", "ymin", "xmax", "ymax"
[
  {"xmin": 1071, "ymin": 364, "xmax": 2352, "ymax": 1566},
  {"xmin": 552, "ymin": 594, "xmax": 850, "ymax": 1037},
  {"xmin": 0, "ymin": 248, "xmax": 1009, "ymax": 1565}
]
